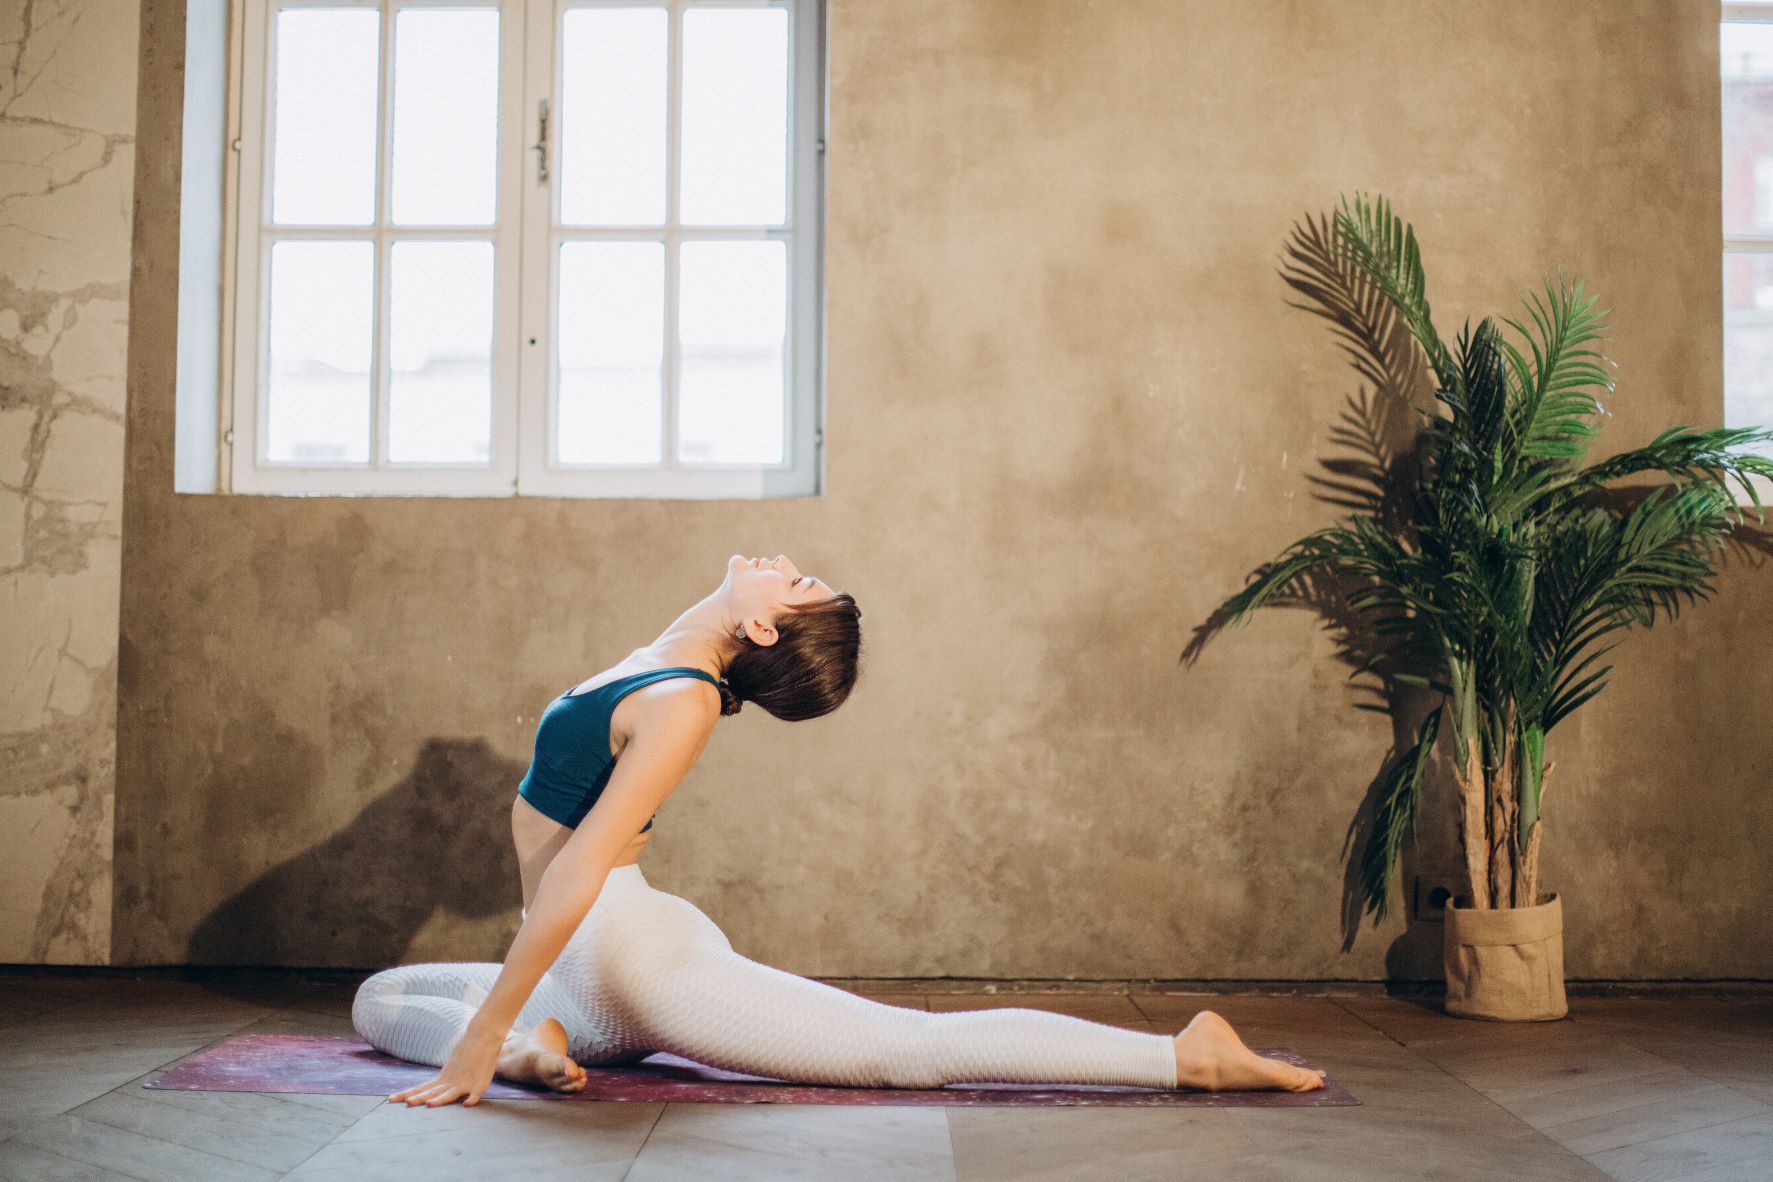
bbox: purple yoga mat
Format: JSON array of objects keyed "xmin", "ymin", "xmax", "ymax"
[{"xmin": 143, "ymin": 1034, "xmax": 1357, "ymax": 1108}]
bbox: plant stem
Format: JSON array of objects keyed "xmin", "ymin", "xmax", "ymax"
[
  {"xmin": 1456, "ymin": 735, "xmax": 1490, "ymax": 908},
  {"xmin": 1518, "ymin": 760, "xmax": 1553, "ymax": 907}
]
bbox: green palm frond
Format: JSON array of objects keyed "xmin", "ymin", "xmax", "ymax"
[
  {"xmin": 1564, "ymin": 483, "xmax": 1734, "ymax": 635},
  {"xmin": 1450, "ymin": 317, "xmax": 1516, "ymax": 489},
  {"xmin": 1551, "ymin": 426, "xmax": 1773, "ymax": 522},
  {"xmin": 1217, "ymin": 525, "xmax": 1365, "ymax": 627},
  {"xmin": 1529, "ymin": 486, "xmax": 1732, "ymax": 720},
  {"xmin": 1330, "ymin": 193, "xmax": 1462, "ymax": 400},
  {"xmin": 1221, "ymin": 516, "xmax": 1462, "ymax": 652},
  {"xmin": 1358, "ymin": 705, "xmax": 1442, "ymax": 924},
  {"xmin": 1276, "ymin": 210, "xmax": 1414, "ymax": 402},
  {"xmin": 1496, "ymin": 274, "xmax": 1614, "ymax": 462}
]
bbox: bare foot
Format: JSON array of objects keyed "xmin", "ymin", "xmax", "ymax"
[
  {"xmin": 496, "ymin": 1017, "xmax": 588, "ymax": 1093},
  {"xmin": 1171, "ymin": 1011, "xmax": 1327, "ymax": 1092}
]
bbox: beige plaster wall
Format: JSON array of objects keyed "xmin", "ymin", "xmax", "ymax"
[
  {"xmin": 113, "ymin": 0, "xmax": 1772, "ymax": 979},
  {"xmin": 0, "ymin": 0, "xmax": 138, "ymax": 964}
]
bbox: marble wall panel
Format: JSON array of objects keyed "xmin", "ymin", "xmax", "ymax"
[{"xmin": 0, "ymin": 0, "xmax": 139, "ymax": 964}]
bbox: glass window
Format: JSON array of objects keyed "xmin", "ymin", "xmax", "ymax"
[
  {"xmin": 226, "ymin": 0, "xmax": 824, "ymax": 498},
  {"xmin": 1724, "ymin": 9, "xmax": 1773, "ymax": 461}
]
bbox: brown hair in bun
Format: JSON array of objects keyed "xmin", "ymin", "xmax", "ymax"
[{"xmin": 723, "ymin": 592, "xmax": 861, "ymax": 721}]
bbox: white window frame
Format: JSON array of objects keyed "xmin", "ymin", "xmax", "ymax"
[
  {"xmin": 220, "ymin": 0, "xmax": 825, "ymax": 499},
  {"xmin": 1722, "ymin": 3, "xmax": 1773, "ymax": 510},
  {"xmin": 1755, "ymin": 155, "xmax": 1773, "ymax": 229}
]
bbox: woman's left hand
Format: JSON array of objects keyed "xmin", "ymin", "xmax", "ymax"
[{"xmin": 389, "ymin": 1024, "xmax": 506, "ymax": 1107}]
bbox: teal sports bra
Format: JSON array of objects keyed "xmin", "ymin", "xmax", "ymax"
[{"xmin": 516, "ymin": 666, "xmax": 722, "ymax": 831}]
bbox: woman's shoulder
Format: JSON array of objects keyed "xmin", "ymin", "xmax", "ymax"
[{"xmin": 611, "ymin": 670, "xmax": 723, "ymax": 734}]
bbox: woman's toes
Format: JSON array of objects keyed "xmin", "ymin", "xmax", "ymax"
[
  {"xmin": 539, "ymin": 1054, "xmax": 586, "ymax": 1092},
  {"xmin": 1250, "ymin": 1053, "xmax": 1315, "ymax": 1092},
  {"xmin": 1285, "ymin": 1064, "xmax": 1326, "ymax": 1091}
]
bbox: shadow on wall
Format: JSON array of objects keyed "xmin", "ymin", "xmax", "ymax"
[
  {"xmin": 1178, "ymin": 208, "xmax": 1459, "ymax": 979},
  {"xmin": 185, "ymin": 737, "xmax": 525, "ymax": 974}
]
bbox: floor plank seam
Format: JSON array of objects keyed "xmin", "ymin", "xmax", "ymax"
[
  {"xmin": 16, "ymin": 1135, "xmax": 163, "ymax": 1182},
  {"xmin": 18, "ymin": 1113, "xmax": 185, "ymax": 1182},
  {"xmin": 1126, "ymin": 992, "xmax": 1160, "ymax": 1025},
  {"xmin": 1326, "ymin": 995, "xmax": 1414, "ymax": 1051},
  {"xmin": 279, "ymin": 1096, "xmax": 380, "ymax": 1181},
  {"xmin": 1573, "ymin": 1099, "xmax": 1773, "ymax": 1172},
  {"xmin": 616, "ymin": 1100, "xmax": 669, "ymax": 1180}
]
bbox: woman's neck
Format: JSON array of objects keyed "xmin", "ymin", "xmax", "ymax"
[{"xmin": 630, "ymin": 592, "xmax": 734, "ymax": 679}]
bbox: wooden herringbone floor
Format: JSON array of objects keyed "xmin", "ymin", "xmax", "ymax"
[{"xmin": 0, "ymin": 974, "xmax": 1767, "ymax": 1180}]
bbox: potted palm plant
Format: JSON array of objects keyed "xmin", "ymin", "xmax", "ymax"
[{"xmin": 1213, "ymin": 193, "xmax": 1773, "ymax": 1020}]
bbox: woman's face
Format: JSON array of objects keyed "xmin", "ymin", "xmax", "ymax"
[{"xmin": 723, "ymin": 554, "xmax": 835, "ymax": 642}]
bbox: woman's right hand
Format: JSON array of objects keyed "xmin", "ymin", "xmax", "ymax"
[{"xmin": 389, "ymin": 1024, "xmax": 507, "ymax": 1107}]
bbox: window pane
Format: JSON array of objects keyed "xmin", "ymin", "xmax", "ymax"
[
  {"xmin": 389, "ymin": 242, "xmax": 495, "ymax": 463},
  {"xmin": 560, "ymin": 7, "xmax": 667, "ymax": 226},
  {"xmin": 681, "ymin": 7, "xmax": 788, "ymax": 226},
  {"xmin": 558, "ymin": 242, "xmax": 664, "ymax": 464},
  {"xmin": 1723, "ymin": 21, "xmax": 1773, "ymax": 237},
  {"xmin": 271, "ymin": 8, "xmax": 379, "ymax": 225},
  {"xmin": 678, "ymin": 240, "xmax": 785, "ymax": 464},
  {"xmin": 1725, "ymin": 252, "xmax": 1773, "ymax": 455},
  {"xmin": 266, "ymin": 241, "xmax": 373, "ymax": 462},
  {"xmin": 392, "ymin": 8, "xmax": 499, "ymax": 226}
]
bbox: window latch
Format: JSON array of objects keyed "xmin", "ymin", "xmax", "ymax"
[{"xmin": 533, "ymin": 99, "xmax": 550, "ymax": 184}]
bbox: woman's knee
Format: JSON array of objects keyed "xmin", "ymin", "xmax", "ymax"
[
  {"xmin": 353, "ymin": 967, "xmax": 393, "ymax": 1006},
  {"xmin": 353, "ymin": 965, "xmax": 411, "ymax": 1000},
  {"xmin": 350, "ymin": 966, "xmax": 412, "ymax": 1036}
]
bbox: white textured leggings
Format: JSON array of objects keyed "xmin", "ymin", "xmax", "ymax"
[{"xmin": 352, "ymin": 864, "xmax": 1180, "ymax": 1090}]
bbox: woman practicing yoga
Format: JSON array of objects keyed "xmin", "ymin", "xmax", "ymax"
[{"xmin": 352, "ymin": 553, "xmax": 1328, "ymax": 1106}]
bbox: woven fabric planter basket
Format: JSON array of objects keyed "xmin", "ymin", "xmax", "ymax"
[{"xmin": 1443, "ymin": 891, "xmax": 1568, "ymax": 1021}]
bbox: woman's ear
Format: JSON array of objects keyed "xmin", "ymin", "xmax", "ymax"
[{"xmin": 744, "ymin": 613, "xmax": 780, "ymax": 647}]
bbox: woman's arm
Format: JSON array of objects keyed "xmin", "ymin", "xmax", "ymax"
[
  {"xmin": 465, "ymin": 682, "xmax": 719, "ymax": 1042},
  {"xmin": 390, "ymin": 682, "xmax": 719, "ymax": 1107}
]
